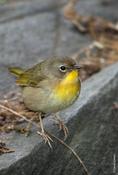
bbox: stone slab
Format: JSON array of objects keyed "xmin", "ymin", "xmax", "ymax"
[
  {"xmin": 0, "ymin": 0, "xmax": 118, "ymax": 94},
  {"xmin": 0, "ymin": 0, "xmax": 118, "ymax": 174},
  {"xmin": 0, "ymin": 62, "xmax": 118, "ymax": 175}
]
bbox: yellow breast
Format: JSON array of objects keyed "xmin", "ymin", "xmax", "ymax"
[{"xmin": 53, "ymin": 70, "xmax": 81, "ymax": 104}]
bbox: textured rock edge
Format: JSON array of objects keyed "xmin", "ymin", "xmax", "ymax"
[{"xmin": 0, "ymin": 62, "xmax": 118, "ymax": 175}]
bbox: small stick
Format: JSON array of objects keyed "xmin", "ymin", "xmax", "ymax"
[
  {"xmin": 0, "ymin": 103, "xmax": 90, "ymax": 175},
  {"xmin": 0, "ymin": 104, "xmax": 32, "ymax": 124},
  {"xmin": 47, "ymin": 132, "xmax": 90, "ymax": 175}
]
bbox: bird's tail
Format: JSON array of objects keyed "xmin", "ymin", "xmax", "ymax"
[{"xmin": 8, "ymin": 67, "xmax": 24, "ymax": 77}]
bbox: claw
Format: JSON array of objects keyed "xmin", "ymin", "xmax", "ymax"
[
  {"xmin": 57, "ymin": 119, "xmax": 69, "ymax": 140},
  {"xmin": 54, "ymin": 114, "xmax": 69, "ymax": 140},
  {"xmin": 37, "ymin": 131, "xmax": 53, "ymax": 148},
  {"xmin": 37, "ymin": 114, "xmax": 53, "ymax": 148}
]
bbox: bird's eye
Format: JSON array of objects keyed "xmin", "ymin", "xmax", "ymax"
[{"xmin": 59, "ymin": 65, "xmax": 66, "ymax": 72}]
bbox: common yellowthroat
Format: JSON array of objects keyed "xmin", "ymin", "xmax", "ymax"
[{"xmin": 9, "ymin": 57, "xmax": 81, "ymax": 142}]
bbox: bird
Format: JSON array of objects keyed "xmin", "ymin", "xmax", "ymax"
[{"xmin": 9, "ymin": 56, "xmax": 81, "ymax": 145}]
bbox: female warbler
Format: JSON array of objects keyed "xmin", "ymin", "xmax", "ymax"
[{"xmin": 9, "ymin": 57, "xmax": 81, "ymax": 143}]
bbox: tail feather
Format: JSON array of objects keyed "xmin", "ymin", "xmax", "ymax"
[{"xmin": 8, "ymin": 67, "xmax": 24, "ymax": 77}]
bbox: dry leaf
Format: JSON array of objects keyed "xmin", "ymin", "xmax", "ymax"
[
  {"xmin": 0, "ymin": 93, "xmax": 38, "ymax": 133},
  {"xmin": 0, "ymin": 141, "xmax": 15, "ymax": 155},
  {"xmin": 112, "ymin": 102, "xmax": 118, "ymax": 110},
  {"xmin": 63, "ymin": 0, "xmax": 118, "ymax": 37}
]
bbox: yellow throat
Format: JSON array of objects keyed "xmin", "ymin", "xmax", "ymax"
[{"xmin": 54, "ymin": 70, "xmax": 81, "ymax": 103}]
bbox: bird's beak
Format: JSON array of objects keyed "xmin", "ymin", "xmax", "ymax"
[
  {"xmin": 73, "ymin": 65, "xmax": 82, "ymax": 70},
  {"xmin": 68, "ymin": 65, "xmax": 82, "ymax": 71}
]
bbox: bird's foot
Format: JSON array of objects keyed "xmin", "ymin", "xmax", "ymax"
[
  {"xmin": 24, "ymin": 121, "xmax": 32, "ymax": 136},
  {"xmin": 54, "ymin": 114, "xmax": 69, "ymax": 140},
  {"xmin": 37, "ymin": 130, "xmax": 53, "ymax": 148},
  {"xmin": 38, "ymin": 113, "xmax": 53, "ymax": 148},
  {"xmin": 58, "ymin": 119, "xmax": 69, "ymax": 140}
]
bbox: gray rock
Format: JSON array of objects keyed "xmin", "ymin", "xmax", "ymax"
[
  {"xmin": 0, "ymin": 12, "xmax": 55, "ymax": 93},
  {"xmin": 0, "ymin": 13, "xmax": 55, "ymax": 67},
  {"xmin": 0, "ymin": 0, "xmax": 118, "ymax": 174},
  {"xmin": 0, "ymin": 0, "xmax": 66, "ymax": 23},
  {"xmin": 0, "ymin": 0, "xmax": 118, "ymax": 94},
  {"xmin": 0, "ymin": 62, "xmax": 118, "ymax": 175},
  {"xmin": 75, "ymin": 0, "xmax": 118, "ymax": 21}
]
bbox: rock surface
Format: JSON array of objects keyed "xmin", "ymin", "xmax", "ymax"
[
  {"xmin": 0, "ymin": 61, "xmax": 118, "ymax": 175},
  {"xmin": 0, "ymin": 0, "xmax": 118, "ymax": 174},
  {"xmin": 0, "ymin": 0, "xmax": 118, "ymax": 93}
]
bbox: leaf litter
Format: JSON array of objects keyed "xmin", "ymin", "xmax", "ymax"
[{"xmin": 64, "ymin": 0, "xmax": 118, "ymax": 80}]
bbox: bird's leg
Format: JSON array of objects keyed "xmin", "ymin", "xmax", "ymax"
[
  {"xmin": 54, "ymin": 113, "xmax": 69, "ymax": 140},
  {"xmin": 25, "ymin": 118, "xmax": 33, "ymax": 136},
  {"xmin": 37, "ymin": 113, "xmax": 53, "ymax": 148},
  {"xmin": 24, "ymin": 114, "xmax": 39, "ymax": 136}
]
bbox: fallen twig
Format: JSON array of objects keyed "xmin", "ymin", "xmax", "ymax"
[
  {"xmin": 47, "ymin": 132, "xmax": 90, "ymax": 175},
  {"xmin": 0, "ymin": 141, "xmax": 15, "ymax": 155}
]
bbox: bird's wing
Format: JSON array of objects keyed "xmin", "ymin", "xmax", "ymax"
[{"xmin": 16, "ymin": 64, "xmax": 45, "ymax": 87}]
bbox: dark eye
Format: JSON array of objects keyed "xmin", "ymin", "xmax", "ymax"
[{"xmin": 59, "ymin": 65, "xmax": 66, "ymax": 72}]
